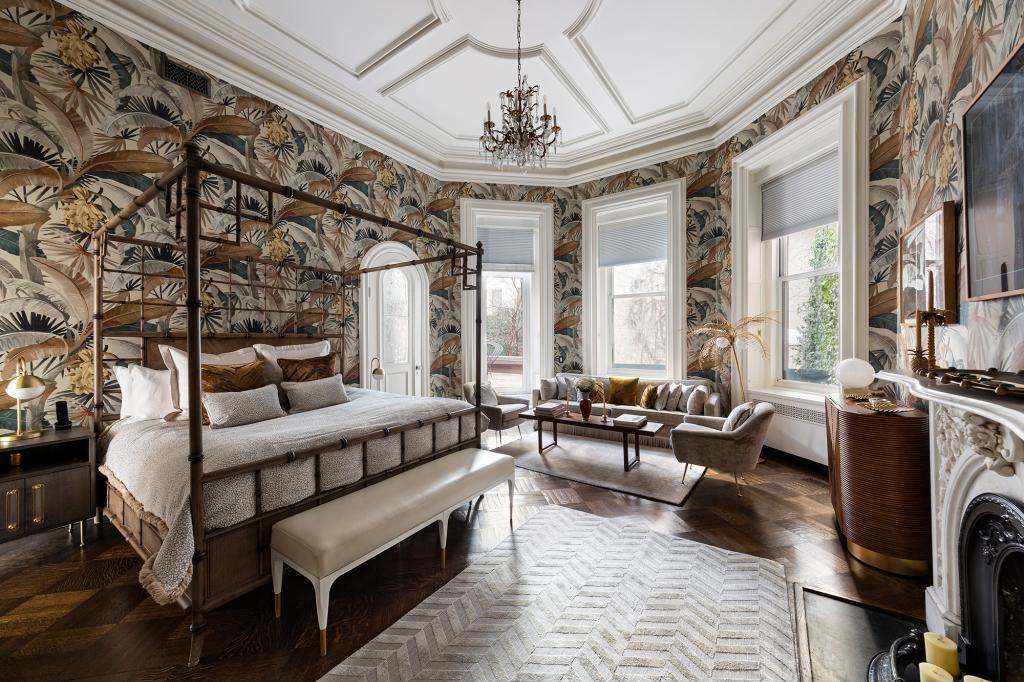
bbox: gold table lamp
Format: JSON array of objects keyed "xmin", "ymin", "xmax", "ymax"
[{"xmin": 1, "ymin": 358, "xmax": 46, "ymax": 446}]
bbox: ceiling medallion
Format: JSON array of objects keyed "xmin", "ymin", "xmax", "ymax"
[{"xmin": 480, "ymin": 0, "xmax": 562, "ymax": 171}]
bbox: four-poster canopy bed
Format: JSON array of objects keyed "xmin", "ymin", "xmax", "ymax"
[{"xmin": 90, "ymin": 142, "xmax": 484, "ymax": 666}]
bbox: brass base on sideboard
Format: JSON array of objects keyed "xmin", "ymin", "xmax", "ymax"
[{"xmin": 847, "ymin": 539, "xmax": 930, "ymax": 577}]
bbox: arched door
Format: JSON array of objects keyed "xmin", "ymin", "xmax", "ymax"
[{"xmin": 360, "ymin": 242, "xmax": 429, "ymax": 396}]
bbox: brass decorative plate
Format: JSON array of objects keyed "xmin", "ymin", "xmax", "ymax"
[{"xmin": 863, "ymin": 400, "xmax": 915, "ymax": 413}]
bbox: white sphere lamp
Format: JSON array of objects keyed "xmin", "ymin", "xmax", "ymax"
[{"xmin": 835, "ymin": 358, "xmax": 875, "ymax": 397}]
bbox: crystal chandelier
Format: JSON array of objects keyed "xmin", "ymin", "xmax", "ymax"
[{"xmin": 480, "ymin": 0, "xmax": 562, "ymax": 170}]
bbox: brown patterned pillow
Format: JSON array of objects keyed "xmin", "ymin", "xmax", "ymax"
[
  {"xmin": 639, "ymin": 384, "xmax": 659, "ymax": 409},
  {"xmin": 278, "ymin": 355, "xmax": 335, "ymax": 383},
  {"xmin": 200, "ymin": 360, "xmax": 266, "ymax": 424}
]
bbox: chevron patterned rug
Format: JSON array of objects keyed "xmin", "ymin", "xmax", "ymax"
[{"xmin": 321, "ymin": 506, "xmax": 797, "ymax": 681}]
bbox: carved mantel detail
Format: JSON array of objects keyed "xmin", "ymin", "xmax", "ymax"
[
  {"xmin": 876, "ymin": 370, "xmax": 1024, "ymax": 636},
  {"xmin": 932, "ymin": 404, "xmax": 1023, "ymax": 591}
]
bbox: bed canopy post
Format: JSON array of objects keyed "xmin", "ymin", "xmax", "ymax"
[
  {"xmin": 182, "ymin": 142, "xmax": 208, "ymax": 667},
  {"xmin": 474, "ymin": 241, "xmax": 483, "ymax": 443},
  {"xmin": 92, "ymin": 232, "xmax": 104, "ymax": 436}
]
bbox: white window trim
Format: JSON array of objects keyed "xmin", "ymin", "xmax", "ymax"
[
  {"xmin": 359, "ymin": 240, "xmax": 430, "ymax": 396},
  {"xmin": 731, "ymin": 77, "xmax": 869, "ymax": 402},
  {"xmin": 459, "ymin": 198, "xmax": 554, "ymax": 392},
  {"xmin": 582, "ymin": 179, "xmax": 686, "ymax": 379}
]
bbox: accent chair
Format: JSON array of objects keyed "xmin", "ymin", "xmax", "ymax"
[
  {"xmin": 669, "ymin": 402, "xmax": 775, "ymax": 496},
  {"xmin": 463, "ymin": 382, "xmax": 529, "ymax": 444}
]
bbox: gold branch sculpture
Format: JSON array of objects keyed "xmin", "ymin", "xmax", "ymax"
[{"xmin": 689, "ymin": 313, "xmax": 776, "ymax": 403}]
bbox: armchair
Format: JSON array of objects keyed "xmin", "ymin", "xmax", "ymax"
[
  {"xmin": 669, "ymin": 402, "xmax": 775, "ymax": 496},
  {"xmin": 463, "ymin": 382, "xmax": 529, "ymax": 445}
]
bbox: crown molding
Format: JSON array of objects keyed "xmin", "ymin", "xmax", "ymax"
[{"xmin": 67, "ymin": 0, "xmax": 906, "ymax": 188}]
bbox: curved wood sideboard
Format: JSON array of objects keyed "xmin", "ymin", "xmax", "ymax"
[{"xmin": 825, "ymin": 395, "xmax": 931, "ymax": 576}]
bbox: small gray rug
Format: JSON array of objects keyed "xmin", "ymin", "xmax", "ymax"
[
  {"xmin": 322, "ymin": 506, "xmax": 797, "ymax": 681},
  {"xmin": 495, "ymin": 434, "xmax": 705, "ymax": 505}
]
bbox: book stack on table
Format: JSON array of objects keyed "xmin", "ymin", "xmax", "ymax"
[
  {"xmin": 534, "ymin": 401, "xmax": 568, "ymax": 418},
  {"xmin": 612, "ymin": 414, "xmax": 648, "ymax": 428}
]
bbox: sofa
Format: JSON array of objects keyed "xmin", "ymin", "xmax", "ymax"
[{"xmin": 531, "ymin": 373, "xmax": 721, "ymax": 448}]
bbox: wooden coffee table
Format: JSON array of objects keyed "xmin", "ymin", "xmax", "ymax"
[{"xmin": 519, "ymin": 409, "xmax": 664, "ymax": 472}]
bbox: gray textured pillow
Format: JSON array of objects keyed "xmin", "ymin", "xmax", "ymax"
[
  {"xmin": 664, "ymin": 382, "xmax": 684, "ymax": 411},
  {"xmin": 555, "ymin": 375, "xmax": 570, "ymax": 399},
  {"xmin": 282, "ymin": 374, "xmax": 349, "ymax": 414},
  {"xmin": 539, "ymin": 377, "xmax": 559, "ymax": 400},
  {"xmin": 202, "ymin": 384, "xmax": 285, "ymax": 429},
  {"xmin": 677, "ymin": 384, "xmax": 696, "ymax": 412},
  {"xmin": 654, "ymin": 383, "xmax": 671, "ymax": 410},
  {"xmin": 686, "ymin": 385, "xmax": 709, "ymax": 415},
  {"xmin": 476, "ymin": 382, "xmax": 499, "ymax": 406},
  {"xmin": 723, "ymin": 402, "xmax": 755, "ymax": 431}
]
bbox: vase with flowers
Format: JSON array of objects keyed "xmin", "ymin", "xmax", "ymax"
[{"xmin": 574, "ymin": 377, "xmax": 597, "ymax": 420}]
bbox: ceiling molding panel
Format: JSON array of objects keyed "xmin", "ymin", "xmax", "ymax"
[{"xmin": 67, "ymin": 0, "xmax": 906, "ymax": 186}]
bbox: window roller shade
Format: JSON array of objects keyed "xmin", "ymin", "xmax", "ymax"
[
  {"xmin": 761, "ymin": 148, "xmax": 839, "ymax": 241},
  {"xmin": 597, "ymin": 213, "xmax": 668, "ymax": 267},
  {"xmin": 478, "ymin": 226, "xmax": 535, "ymax": 271}
]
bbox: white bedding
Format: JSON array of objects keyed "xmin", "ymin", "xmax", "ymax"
[{"xmin": 99, "ymin": 388, "xmax": 480, "ymax": 604}]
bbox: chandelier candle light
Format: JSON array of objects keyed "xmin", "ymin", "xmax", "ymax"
[{"xmin": 480, "ymin": 0, "xmax": 562, "ymax": 170}]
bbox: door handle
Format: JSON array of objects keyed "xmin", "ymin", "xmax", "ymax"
[
  {"xmin": 5, "ymin": 489, "xmax": 18, "ymax": 532},
  {"xmin": 31, "ymin": 483, "xmax": 44, "ymax": 525}
]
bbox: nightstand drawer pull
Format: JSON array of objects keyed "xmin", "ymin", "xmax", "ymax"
[
  {"xmin": 31, "ymin": 483, "xmax": 45, "ymax": 525},
  {"xmin": 5, "ymin": 489, "xmax": 18, "ymax": 532}
]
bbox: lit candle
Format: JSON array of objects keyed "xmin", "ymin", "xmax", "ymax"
[
  {"xmin": 927, "ymin": 269, "xmax": 935, "ymax": 310},
  {"xmin": 918, "ymin": 663, "xmax": 953, "ymax": 682},
  {"xmin": 915, "ymin": 309, "xmax": 923, "ymax": 348},
  {"xmin": 923, "ymin": 632, "xmax": 959, "ymax": 677}
]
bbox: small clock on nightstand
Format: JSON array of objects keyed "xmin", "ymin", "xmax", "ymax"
[{"xmin": 0, "ymin": 427, "xmax": 96, "ymax": 547}]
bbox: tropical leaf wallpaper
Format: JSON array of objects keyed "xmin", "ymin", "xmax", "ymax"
[{"xmin": 0, "ymin": 0, "xmax": 1022, "ymax": 431}]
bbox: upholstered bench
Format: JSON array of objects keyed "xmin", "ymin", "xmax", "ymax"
[{"xmin": 271, "ymin": 448, "xmax": 515, "ymax": 656}]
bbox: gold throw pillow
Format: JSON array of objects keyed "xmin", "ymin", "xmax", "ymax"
[
  {"xmin": 200, "ymin": 360, "xmax": 266, "ymax": 425},
  {"xmin": 607, "ymin": 377, "xmax": 639, "ymax": 406},
  {"xmin": 639, "ymin": 384, "xmax": 659, "ymax": 409},
  {"xmin": 278, "ymin": 355, "xmax": 335, "ymax": 383}
]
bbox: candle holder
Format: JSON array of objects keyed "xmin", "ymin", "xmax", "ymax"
[{"xmin": 921, "ymin": 307, "xmax": 949, "ymax": 372}]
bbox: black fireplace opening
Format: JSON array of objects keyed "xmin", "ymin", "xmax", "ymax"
[{"xmin": 959, "ymin": 493, "xmax": 1024, "ymax": 680}]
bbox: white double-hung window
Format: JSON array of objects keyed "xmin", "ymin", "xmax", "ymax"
[
  {"xmin": 583, "ymin": 180, "xmax": 685, "ymax": 379},
  {"xmin": 762, "ymin": 149, "xmax": 841, "ymax": 385},
  {"xmin": 732, "ymin": 78, "xmax": 868, "ymax": 399}
]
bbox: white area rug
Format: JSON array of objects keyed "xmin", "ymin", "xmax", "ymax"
[
  {"xmin": 321, "ymin": 506, "xmax": 797, "ymax": 681},
  {"xmin": 496, "ymin": 434, "xmax": 705, "ymax": 506}
]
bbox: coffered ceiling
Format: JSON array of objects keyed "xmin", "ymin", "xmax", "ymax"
[{"xmin": 69, "ymin": 0, "xmax": 905, "ymax": 186}]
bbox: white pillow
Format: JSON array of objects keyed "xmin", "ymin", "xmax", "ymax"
[
  {"xmin": 202, "ymin": 384, "xmax": 285, "ymax": 429},
  {"xmin": 282, "ymin": 374, "xmax": 349, "ymax": 414},
  {"xmin": 159, "ymin": 344, "xmax": 257, "ymax": 412},
  {"xmin": 664, "ymin": 383, "xmax": 684, "ymax": 411},
  {"xmin": 254, "ymin": 340, "xmax": 331, "ymax": 384},
  {"xmin": 114, "ymin": 364, "xmax": 177, "ymax": 420}
]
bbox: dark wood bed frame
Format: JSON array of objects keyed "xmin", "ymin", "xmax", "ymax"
[{"xmin": 91, "ymin": 142, "xmax": 484, "ymax": 666}]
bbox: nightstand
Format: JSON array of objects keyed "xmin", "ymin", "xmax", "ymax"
[{"xmin": 0, "ymin": 427, "xmax": 95, "ymax": 546}]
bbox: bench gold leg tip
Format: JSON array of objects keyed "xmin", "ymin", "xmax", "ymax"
[
  {"xmin": 320, "ymin": 629, "xmax": 327, "ymax": 657},
  {"xmin": 274, "ymin": 593, "xmax": 281, "ymax": 619}
]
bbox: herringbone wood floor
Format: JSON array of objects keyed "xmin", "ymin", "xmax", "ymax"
[{"xmin": 0, "ymin": 435, "xmax": 926, "ymax": 681}]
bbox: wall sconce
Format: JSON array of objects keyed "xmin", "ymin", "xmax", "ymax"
[{"xmin": 369, "ymin": 357, "xmax": 385, "ymax": 386}]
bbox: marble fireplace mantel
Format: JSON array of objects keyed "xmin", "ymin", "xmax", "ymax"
[{"xmin": 877, "ymin": 370, "xmax": 1024, "ymax": 637}]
